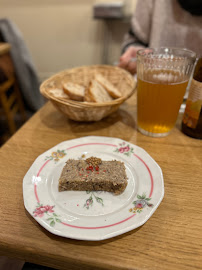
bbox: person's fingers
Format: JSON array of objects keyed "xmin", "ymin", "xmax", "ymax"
[
  {"xmin": 118, "ymin": 46, "xmax": 145, "ymax": 72},
  {"xmin": 118, "ymin": 54, "xmax": 131, "ymax": 68},
  {"xmin": 119, "ymin": 47, "xmax": 137, "ymax": 68},
  {"xmin": 119, "ymin": 58, "xmax": 137, "ymax": 74},
  {"xmin": 126, "ymin": 60, "xmax": 137, "ymax": 75}
]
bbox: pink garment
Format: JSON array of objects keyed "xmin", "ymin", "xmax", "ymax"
[{"xmin": 122, "ymin": 0, "xmax": 202, "ymax": 56}]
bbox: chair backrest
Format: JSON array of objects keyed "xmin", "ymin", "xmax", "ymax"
[{"xmin": 0, "ymin": 42, "xmax": 26, "ymax": 137}]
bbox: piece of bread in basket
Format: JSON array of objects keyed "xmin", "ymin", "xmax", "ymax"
[
  {"xmin": 94, "ymin": 73, "xmax": 122, "ymax": 98},
  {"xmin": 63, "ymin": 82, "xmax": 85, "ymax": 101},
  {"xmin": 49, "ymin": 88, "xmax": 69, "ymax": 100},
  {"xmin": 40, "ymin": 65, "xmax": 136, "ymax": 122},
  {"xmin": 84, "ymin": 79, "xmax": 113, "ymax": 103}
]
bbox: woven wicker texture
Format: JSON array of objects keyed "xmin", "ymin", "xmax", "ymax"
[{"xmin": 40, "ymin": 65, "xmax": 136, "ymax": 121}]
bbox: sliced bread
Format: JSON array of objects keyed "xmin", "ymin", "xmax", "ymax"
[
  {"xmin": 94, "ymin": 73, "xmax": 122, "ymax": 98},
  {"xmin": 63, "ymin": 82, "xmax": 85, "ymax": 101},
  {"xmin": 84, "ymin": 80, "xmax": 113, "ymax": 103},
  {"xmin": 49, "ymin": 88, "xmax": 69, "ymax": 100}
]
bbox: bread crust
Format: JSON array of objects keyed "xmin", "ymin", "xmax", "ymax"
[
  {"xmin": 63, "ymin": 82, "xmax": 85, "ymax": 101},
  {"xmin": 94, "ymin": 74, "xmax": 122, "ymax": 98},
  {"xmin": 49, "ymin": 88, "xmax": 70, "ymax": 100},
  {"xmin": 84, "ymin": 80, "xmax": 113, "ymax": 103}
]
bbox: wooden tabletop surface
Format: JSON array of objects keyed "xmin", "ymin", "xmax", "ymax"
[{"xmin": 0, "ymin": 94, "xmax": 201, "ymax": 270}]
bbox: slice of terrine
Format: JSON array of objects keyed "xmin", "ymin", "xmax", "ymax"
[{"xmin": 58, "ymin": 157, "xmax": 128, "ymax": 194}]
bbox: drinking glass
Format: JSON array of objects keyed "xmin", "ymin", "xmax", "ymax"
[{"xmin": 136, "ymin": 47, "xmax": 196, "ymax": 137}]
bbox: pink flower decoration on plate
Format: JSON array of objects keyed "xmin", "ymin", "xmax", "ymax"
[
  {"xmin": 119, "ymin": 147, "xmax": 125, "ymax": 153},
  {"xmin": 33, "ymin": 205, "xmax": 54, "ymax": 217},
  {"xmin": 114, "ymin": 142, "xmax": 134, "ymax": 156},
  {"xmin": 124, "ymin": 146, "xmax": 130, "ymax": 152},
  {"xmin": 136, "ymin": 203, "xmax": 143, "ymax": 209}
]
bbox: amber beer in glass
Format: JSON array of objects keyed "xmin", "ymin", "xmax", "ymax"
[{"xmin": 136, "ymin": 48, "xmax": 196, "ymax": 137}]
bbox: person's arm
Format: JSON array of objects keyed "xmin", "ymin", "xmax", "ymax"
[
  {"xmin": 119, "ymin": 0, "xmax": 154, "ymax": 74},
  {"xmin": 121, "ymin": 28, "xmax": 147, "ymax": 55}
]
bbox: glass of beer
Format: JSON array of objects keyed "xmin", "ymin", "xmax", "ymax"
[{"xmin": 136, "ymin": 47, "xmax": 196, "ymax": 137}]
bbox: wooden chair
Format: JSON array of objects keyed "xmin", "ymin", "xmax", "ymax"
[{"xmin": 0, "ymin": 42, "xmax": 27, "ymax": 136}]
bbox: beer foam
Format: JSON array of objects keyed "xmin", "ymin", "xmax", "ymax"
[{"xmin": 144, "ymin": 69, "xmax": 185, "ymax": 84}]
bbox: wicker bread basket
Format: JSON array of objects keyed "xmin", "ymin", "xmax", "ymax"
[{"xmin": 40, "ymin": 65, "xmax": 136, "ymax": 121}]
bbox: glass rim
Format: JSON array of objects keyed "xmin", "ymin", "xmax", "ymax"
[{"xmin": 137, "ymin": 47, "xmax": 197, "ymax": 59}]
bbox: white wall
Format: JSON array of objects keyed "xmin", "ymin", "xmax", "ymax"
[{"xmin": 0, "ymin": 0, "xmax": 136, "ymax": 81}]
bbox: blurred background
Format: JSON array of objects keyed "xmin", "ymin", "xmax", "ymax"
[
  {"xmin": 0, "ymin": 0, "xmax": 137, "ymax": 81},
  {"xmin": 0, "ymin": 0, "xmax": 137, "ymax": 146}
]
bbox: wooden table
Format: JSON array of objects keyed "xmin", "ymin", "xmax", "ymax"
[{"xmin": 0, "ymin": 94, "xmax": 201, "ymax": 270}]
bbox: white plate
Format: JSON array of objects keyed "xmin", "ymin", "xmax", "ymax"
[{"xmin": 23, "ymin": 136, "xmax": 164, "ymax": 241}]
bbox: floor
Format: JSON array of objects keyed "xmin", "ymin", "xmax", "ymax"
[
  {"xmin": 0, "ymin": 109, "xmax": 33, "ymax": 147},
  {"xmin": 23, "ymin": 262, "xmax": 57, "ymax": 270},
  {"xmin": 0, "ymin": 257, "xmax": 57, "ymax": 270}
]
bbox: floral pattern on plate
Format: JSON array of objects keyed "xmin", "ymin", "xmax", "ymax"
[
  {"xmin": 45, "ymin": 149, "xmax": 66, "ymax": 163},
  {"xmin": 33, "ymin": 203, "xmax": 61, "ymax": 227},
  {"xmin": 114, "ymin": 141, "xmax": 134, "ymax": 156},
  {"xmin": 23, "ymin": 136, "xmax": 164, "ymax": 240},
  {"xmin": 84, "ymin": 191, "xmax": 104, "ymax": 209},
  {"xmin": 129, "ymin": 193, "xmax": 153, "ymax": 214}
]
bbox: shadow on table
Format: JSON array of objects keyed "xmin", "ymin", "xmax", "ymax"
[
  {"xmin": 25, "ymin": 208, "xmax": 142, "ymax": 247},
  {"xmin": 69, "ymin": 108, "xmax": 136, "ymax": 132},
  {"xmin": 40, "ymin": 106, "xmax": 137, "ymax": 141}
]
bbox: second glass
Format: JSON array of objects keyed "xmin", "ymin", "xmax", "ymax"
[{"xmin": 136, "ymin": 47, "xmax": 196, "ymax": 137}]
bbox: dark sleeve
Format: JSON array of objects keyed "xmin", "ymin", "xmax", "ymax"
[
  {"xmin": 121, "ymin": 0, "xmax": 154, "ymax": 54},
  {"xmin": 121, "ymin": 28, "xmax": 148, "ymax": 54}
]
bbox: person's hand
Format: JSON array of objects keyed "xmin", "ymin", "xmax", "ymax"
[{"xmin": 118, "ymin": 46, "xmax": 144, "ymax": 74}]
